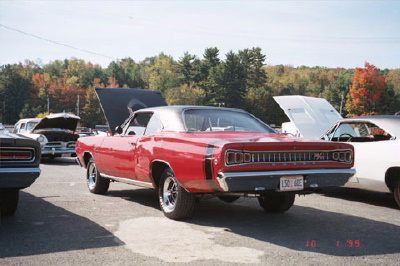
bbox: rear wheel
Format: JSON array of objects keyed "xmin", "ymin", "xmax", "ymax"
[
  {"xmin": 86, "ymin": 158, "xmax": 109, "ymax": 194},
  {"xmin": 159, "ymin": 168, "xmax": 195, "ymax": 220},
  {"xmin": 394, "ymin": 180, "xmax": 400, "ymax": 208},
  {"xmin": 258, "ymin": 193, "xmax": 295, "ymax": 213},
  {"xmin": 0, "ymin": 188, "xmax": 19, "ymax": 216}
]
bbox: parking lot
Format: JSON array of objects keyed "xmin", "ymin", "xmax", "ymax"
[{"xmin": 1, "ymin": 158, "xmax": 399, "ymax": 266}]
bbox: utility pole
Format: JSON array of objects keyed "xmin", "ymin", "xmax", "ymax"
[
  {"xmin": 339, "ymin": 94, "xmax": 344, "ymax": 116},
  {"xmin": 76, "ymin": 94, "xmax": 80, "ymax": 116}
]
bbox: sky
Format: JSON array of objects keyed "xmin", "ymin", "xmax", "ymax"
[{"xmin": 1, "ymin": 0, "xmax": 400, "ymax": 69}]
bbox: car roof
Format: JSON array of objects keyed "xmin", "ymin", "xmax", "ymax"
[
  {"xmin": 15, "ymin": 118, "xmax": 42, "ymax": 124},
  {"xmin": 138, "ymin": 105, "xmax": 247, "ymax": 113},
  {"xmin": 134, "ymin": 105, "xmax": 252, "ymax": 132}
]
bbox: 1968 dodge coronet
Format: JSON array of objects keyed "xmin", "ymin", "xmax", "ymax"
[{"xmin": 75, "ymin": 88, "xmax": 356, "ymax": 220}]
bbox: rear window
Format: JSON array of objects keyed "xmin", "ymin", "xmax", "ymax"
[{"xmin": 183, "ymin": 109, "xmax": 275, "ymax": 133}]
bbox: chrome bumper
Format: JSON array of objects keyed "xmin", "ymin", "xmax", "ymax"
[
  {"xmin": 41, "ymin": 148, "xmax": 76, "ymax": 155},
  {"xmin": 217, "ymin": 169, "xmax": 356, "ymax": 193}
]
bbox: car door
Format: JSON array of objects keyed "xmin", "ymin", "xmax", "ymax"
[
  {"xmin": 97, "ymin": 113, "xmax": 152, "ymax": 179},
  {"xmin": 135, "ymin": 113, "xmax": 164, "ymax": 183}
]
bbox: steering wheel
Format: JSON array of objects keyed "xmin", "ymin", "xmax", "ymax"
[{"xmin": 338, "ymin": 133, "xmax": 353, "ymax": 142}]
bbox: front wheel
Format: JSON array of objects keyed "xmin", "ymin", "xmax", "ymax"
[
  {"xmin": 0, "ymin": 188, "xmax": 19, "ymax": 216},
  {"xmin": 394, "ymin": 180, "xmax": 400, "ymax": 208},
  {"xmin": 86, "ymin": 158, "xmax": 110, "ymax": 194},
  {"xmin": 158, "ymin": 168, "xmax": 195, "ymax": 220},
  {"xmin": 258, "ymin": 193, "xmax": 295, "ymax": 213}
]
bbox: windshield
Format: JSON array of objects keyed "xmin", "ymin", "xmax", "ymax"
[
  {"xmin": 183, "ymin": 109, "xmax": 275, "ymax": 133},
  {"xmin": 27, "ymin": 122, "xmax": 38, "ymax": 132}
]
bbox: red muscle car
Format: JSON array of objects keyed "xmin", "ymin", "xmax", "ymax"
[{"xmin": 75, "ymin": 88, "xmax": 355, "ymax": 220}]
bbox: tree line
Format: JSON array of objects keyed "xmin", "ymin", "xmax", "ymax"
[{"xmin": 1, "ymin": 47, "xmax": 399, "ymax": 129}]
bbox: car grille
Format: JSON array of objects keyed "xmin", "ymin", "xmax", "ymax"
[
  {"xmin": 44, "ymin": 141, "xmax": 76, "ymax": 149},
  {"xmin": 0, "ymin": 147, "xmax": 36, "ymax": 163},
  {"xmin": 225, "ymin": 150, "xmax": 353, "ymax": 165}
]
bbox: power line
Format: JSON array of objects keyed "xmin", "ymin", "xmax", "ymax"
[{"xmin": 0, "ymin": 23, "xmax": 116, "ymax": 60}]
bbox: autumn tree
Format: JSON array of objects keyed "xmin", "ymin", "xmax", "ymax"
[
  {"xmin": 141, "ymin": 53, "xmax": 180, "ymax": 93},
  {"xmin": 165, "ymin": 84, "xmax": 205, "ymax": 106},
  {"xmin": 346, "ymin": 62, "xmax": 391, "ymax": 116}
]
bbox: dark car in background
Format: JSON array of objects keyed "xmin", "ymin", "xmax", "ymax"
[{"xmin": 0, "ymin": 123, "xmax": 41, "ymax": 216}]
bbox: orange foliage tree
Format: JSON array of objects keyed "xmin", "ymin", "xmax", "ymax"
[{"xmin": 346, "ymin": 62, "xmax": 390, "ymax": 116}]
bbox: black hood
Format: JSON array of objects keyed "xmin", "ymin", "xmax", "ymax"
[
  {"xmin": 33, "ymin": 113, "xmax": 80, "ymax": 132},
  {"xmin": 95, "ymin": 87, "xmax": 167, "ymax": 134}
]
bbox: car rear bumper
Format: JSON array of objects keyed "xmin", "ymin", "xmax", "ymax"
[
  {"xmin": 0, "ymin": 167, "xmax": 41, "ymax": 189},
  {"xmin": 217, "ymin": 168, "xmax": 356, "ymax": 193}
]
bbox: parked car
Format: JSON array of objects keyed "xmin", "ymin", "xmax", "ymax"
[
  {"xmin": 76, "ymin": 127, "xmax": 95, "ymax": 138},
  {"xmin": 274, "ymin": 95, "xmax": 400, "ymax": 208},
  {"xmin": 75, "ymin": 88, "xmax": 355, "ymax": 220},
  {"xmin": 13, "ymin": 113, "xmax": 80, "ymax": 159},
  {"xmin": 0, "ymin": 123, "xmax": 41, "ymax": 216}
]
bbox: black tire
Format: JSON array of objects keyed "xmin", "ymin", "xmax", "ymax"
[
  {"xmin": 218, "ymin": 195, "xmax": 240, "ymax": 203},
  {"xmin": 1, "ymin": 188, "xmax": 19, "ymax": 216},
  {"xmin": 86, "ymin": 158, "xmax": 110, "ymax": 194},
  {"xmin": 394, "ymin": 179, "xmax": 400, "ymax": 209},
  {"xmin": 158, "ymin": 168, "xmax": 195, "ymax": 220},
  {"xmin": 258, "ymin": 193, "xmax": 295, "ymax": 213}
]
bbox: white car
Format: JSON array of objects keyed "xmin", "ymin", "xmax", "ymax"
[
  {"xmin": 275, "ymin": 95, "xmax": 400, "ymax": 208},
  {"xmin": 13, "ymin": 113, "xmax": 80, "ymax": 159}
]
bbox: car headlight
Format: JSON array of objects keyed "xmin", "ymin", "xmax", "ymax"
[{"xmin": 36, "ymin": 135, "xmax": 47, "ymax": 144}]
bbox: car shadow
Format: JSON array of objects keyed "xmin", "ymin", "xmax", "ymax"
[
  {"xmin": 0, "ymin": 192, "xmax": 123, "ymax": 258},
  {"xmin": 319, "ymin": 187, "xmax": 398, "ymax": 209},
  {"xmin": 104, "ymin": 187, "xmax": 400, "ymax": 257},
  {"xmin": 188, "ymin": 198, "xmax": 400, "ymax": 256},
  {"xmin": 107, "ymin": 188, "xmax": 160, "ymax": 210}
]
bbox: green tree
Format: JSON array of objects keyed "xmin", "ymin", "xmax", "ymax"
[
  {"xmin": 81, "ymin": 86, "xmax": 106, "ymax": 128},
  {"xmin": 176, "ymin": 52, "xmax": 200, "ymax": 86},
  {"xmin": 0, "ymin": 64, "xmax": 32, "ymax": 123}
]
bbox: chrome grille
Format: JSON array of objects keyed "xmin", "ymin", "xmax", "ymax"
[
  {"xmin": 252, "ymin": 151, "xmax": 332, "ymax": 163},
  {"xmin": 226, "ymin": 150, "xmax": 353, "ymax": 165}
]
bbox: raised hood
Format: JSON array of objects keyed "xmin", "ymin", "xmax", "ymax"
[
  {"xmin": 33, "ymin": 113, "xmax": 80, "ymax": 132},
  {"xmin": 95, "ymin": 87, "xmax": 167, "ymax": 134},
  {"xmin": 274, "ymin": 95, "xmax": 342, "ymax": 138}
]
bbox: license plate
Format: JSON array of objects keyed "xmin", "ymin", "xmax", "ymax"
[
  {"xmin": 61, "ymin": 153, "xmax": 71, "ymax": 157},
  {"xmin": 280, "ymin": 175, "xmax": 304, "ymax": 191}
]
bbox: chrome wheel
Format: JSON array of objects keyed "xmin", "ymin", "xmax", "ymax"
[
  {"xmin": 158, "ymin": 168, "xmax": 196, "ymax": 220},
  {"xmin": 87, "ymin": 162, "xmax": 97, "ymax": 190},
  {"xmin": 86, "ymin": 158, "xmax": 109, "ymax": 194},
  {"xmin": 162, "ymin": 175, "xmax": 178, "ymax": 212}
]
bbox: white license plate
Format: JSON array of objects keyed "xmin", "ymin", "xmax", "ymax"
[
  {"xmin": 280, "ymin": 175, "xmax": 304, "ymax": 191},
  {"xmin": 61, "ymin": 153, "xmax": 71, "ymax": 157}
]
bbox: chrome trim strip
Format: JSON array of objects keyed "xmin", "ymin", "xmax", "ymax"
[
  {"xmin": 0, "ymin": 167, "xmax": 41, "ymax": 174},
  {"xmin": 219, "ymin": 168, "xmax": 356, "ymax": 179},
  {"xmin": 101, "ymin": 174, "xmax": 154, "ymax": 189}
]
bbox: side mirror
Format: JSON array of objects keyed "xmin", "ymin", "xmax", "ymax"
[{"xmin": 115, "ymin": 126, "xmax": 123, "ymax": 134}]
